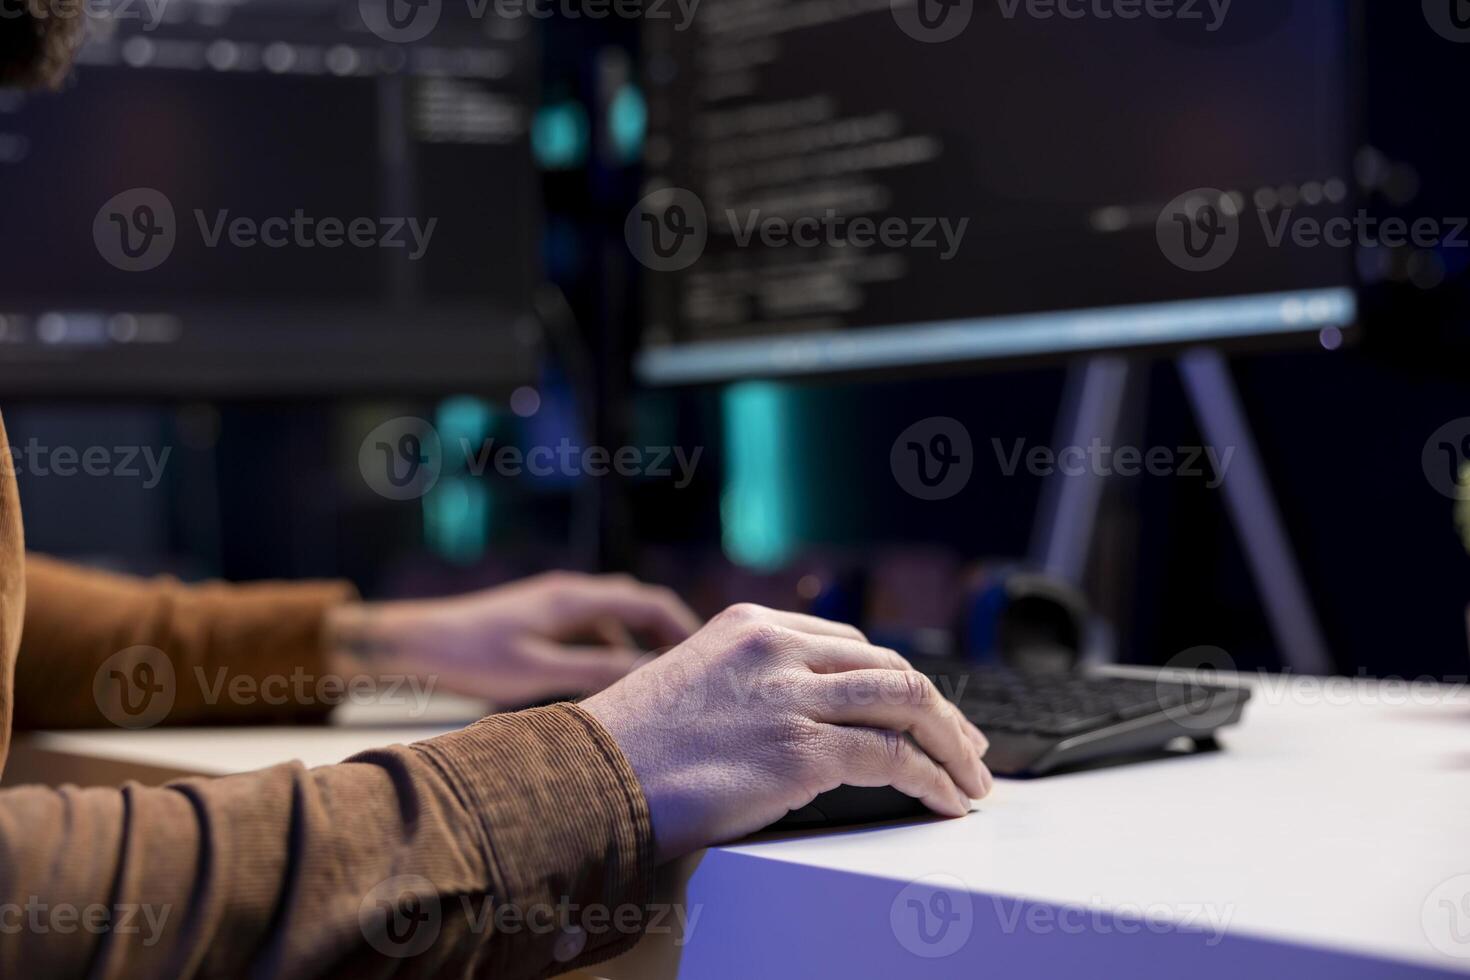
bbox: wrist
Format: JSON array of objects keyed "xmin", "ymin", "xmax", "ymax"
[{"xmin": 324, "ymin": 601, "xmax": 406, "ymax": 680}]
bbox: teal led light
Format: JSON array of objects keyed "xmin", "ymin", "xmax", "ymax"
[
  {"xmin": 436, "ymin": 395, "xmax": 494, "ymax": 456},
  {"xmin": 607, "ymin": 84, "xmax": 646, "ymax": 164},
  {"xmin": 721, "ymin": 382, "xmax": 799, "ymax": 570},
  {"xmin": 531, "ymin": 100, "xmax": 590, "ymax": 171},
  {"xmin": 423, "ymin": 396, "xmax": 496, "ymax": 565},
  {"xmin": 424, "ymin": 477, "xmax": 489, "ymax": 566}
]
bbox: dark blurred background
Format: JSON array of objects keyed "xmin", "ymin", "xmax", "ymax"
[{"xmin": 2, "ymin": 0, "xmax": 1467, "ymax": 680}]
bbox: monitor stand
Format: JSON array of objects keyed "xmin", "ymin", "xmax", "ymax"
[{"xmin": 1028, "ymin": 350, "xmax": 1332, "ymax": 675}]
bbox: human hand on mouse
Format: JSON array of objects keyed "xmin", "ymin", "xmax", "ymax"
[{"xmin": 581, "ymin": 603, "xmax": 992, "ymax": 861}]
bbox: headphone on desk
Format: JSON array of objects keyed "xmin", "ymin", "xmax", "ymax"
[
  {"xmin": 803, "ymin": 562, "xmax": 1096, "ymax": 669},
  {"xmin": 961, "ymin": 567, "xmax": 1094, "ymax": 671}
]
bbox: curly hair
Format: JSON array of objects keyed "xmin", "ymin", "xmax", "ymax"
[{"xmin": 0, "ymin": 2, "xmax": 86, "ymax": 90}]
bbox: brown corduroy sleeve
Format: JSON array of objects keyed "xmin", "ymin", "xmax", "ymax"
[
  {"xmin": 0, "ymin": 417, "xmax": 26, "ymax": 776},
  {"xmin": 0, "ymin": 472, "xmax": 657, "ymax": 973},
  {"xmin": 13, "ymin": 554, "xmax": 357, "ymax": 729},
  {"xmin": 0, "ymin": 702, "xmax": 656, "ymax": 978}
]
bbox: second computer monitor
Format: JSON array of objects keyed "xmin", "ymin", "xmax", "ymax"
[{"xmin": 0, "ymin": 0, "xmax": 540, "ymax": 396}]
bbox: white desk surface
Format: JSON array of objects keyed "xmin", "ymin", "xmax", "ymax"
[
  {"xmin": 15, "ymin": 673, "xmax": 1470, "ymax": 978},
  {"xmin": 16, "ymin": 694, "xmax": 487, "ymax": 776}
]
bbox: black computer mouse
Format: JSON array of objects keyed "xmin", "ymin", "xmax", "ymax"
[{"xmin": 768, "ymin": 785, "xmax": 934, "ymax": 829}]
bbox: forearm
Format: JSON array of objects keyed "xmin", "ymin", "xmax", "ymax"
[
  {"xmin": 15, "ymin": 554, "xmax": 357, "ymax": 729},
  {"xmin": 0, "ymin": 703, "xmax": 654, "ymax": 979}
]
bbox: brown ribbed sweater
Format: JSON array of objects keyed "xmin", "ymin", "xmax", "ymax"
[{"xmin": 0, "ymin": 417, "xmax": 655, "ymax": 978}]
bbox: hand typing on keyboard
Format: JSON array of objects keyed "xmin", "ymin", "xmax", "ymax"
[{"xmin": 583, "ymin": 604, "xmax": 993, "ymax": 860}]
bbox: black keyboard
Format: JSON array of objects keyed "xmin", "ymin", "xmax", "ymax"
[
  {"xmin": 768, "ymin": 659, "xmax": 1250, "ymax": 829},
  {"xmin": 909, "ymin": 656, "xmax": 1251, "ymax": 777}
]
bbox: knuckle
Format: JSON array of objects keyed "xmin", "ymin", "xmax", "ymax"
[
  {"xmin": 735, "ymin": 622, "xmax": 792, "ymax": 659},
  {"xmin": 871, "ymin": 729, "xmax": 907, "ymax": 771},
  {"xmin": 504, "ymin": 637, "xmax": 538, "ymax": 662},
  {"xmin": 894, "ymin": 669, "xmax": 933, "ymax": 706},
  {"xmin": 785, "ymin": 673, "xmax": 828, "ymax": 714},
  {"xmin": 774, "ymin": 716, "xmax": 827, "ymax": 773},
  {"xmin": 775, "ymin": 714, "xmax": 821, "ymax": 750},
  {"xmin": 537, "ymin": 570, "xmax": 580, "ymax": 589},
  {"xmin": 722, "ymin": 602, "xmax": 765, "ymax": 622}
]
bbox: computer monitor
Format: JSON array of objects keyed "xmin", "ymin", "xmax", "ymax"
[
  {"xmin": 0, "ymin": 0, "xmax": 540, "ymax": 396},
  {"xmin": 634, "ymin": 1, "xmax": 1357, "ymax": 384}
]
